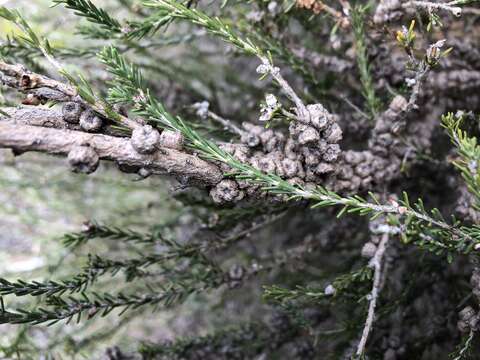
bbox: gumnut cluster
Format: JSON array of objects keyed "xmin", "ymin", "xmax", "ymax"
[
  {"xmin": 471, "ymin": 268, "xmax": 480, "ymax": 302},
  {"xmin": 290, "ymin": 46, "xmax": 353, "ymax": 74},
  {"xmin": 61, "ymin": 101, "xmax": 185, "ymax": 176},
  {"xmin": 457, "ymin": 305, "xmax": 480, "ymax": 333},
  {"xmin": 131, "ymin": 126, "xmax": 184, "ymax": 154},
  {"xmin": 62, "ymin": 101, "xmax": 103, "ymax": 132},
  {"xmin": 429, "ymin": 70, "xmax": 480, "ymax": 94},
  {"xmin": 338, "ymin": 95, "xmax": 409, "ymax": 192},
  {"xmin": 381, "ymin": 334, "xmax": 407, "ymax": 360},
  {"xmin": 131, "ymin": 125, "xmax": 160, "ymax": 154},
  {"xmin": 456, "ymin": 268, "xmax": 480, "ymax": 333},
  {"xmin": 67, "ymin": 144, "xmax": 99, "ymax": 174},
  {"xmin": 209, "ymin": 102, "xmax": 343, "ymax": 204}
]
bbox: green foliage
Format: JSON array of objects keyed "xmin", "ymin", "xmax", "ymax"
[
  {"xmin": 2, "ymin": 1, "xmax": 480, "ymax": 358},
  {"xmin": 0, "ymin": 35, "xmax": 40, "ymax": 66},
  {"xmin": 0, "ymin": 7, "xmax": 42, "ymax": 50},
  {"xmin": 143, "ymin": 0, "xmax": 263, "ymax": 56},
  {"xmin": 443, "ymin": 112, "xmax": 480, "ymax": 209},
  {"xmin": 264, "ymin": 284, "xmax": 327, "ymax": 304},
  {"xmin": 139, "ymin": 322, "xmax": 297, "ymax": 359},
  {"xmin": 62, "ymin": 221, "xmax": 160, "ymax": 248},
  {"xmin": 0, "ymin": 286, "xmax": 193, "ymax": 325},
  {"xmin": 52, "ymin": 0, "xmax": 122, "ymax": 33},
  {"xmin": 263, "ymin": 267, "xmax": 373, "ymax": 307},
  {"xmin": 0, "ymin": 275, "xmax": 91, "ymax": 297},
  {"xmin": 351, "ymin": 5, "xmax": 381, "ymax": 117},
  {"xmin": 124, "ymin": 9, "xmax": 176, "ymax": 39}
]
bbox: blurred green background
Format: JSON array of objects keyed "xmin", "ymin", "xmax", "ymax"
[{"xmin": 0, "ymin": 1, "xmax": 193, "ymax": 356}]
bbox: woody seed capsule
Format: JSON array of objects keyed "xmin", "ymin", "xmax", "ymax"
[
  {"xmin": 131, "ymin": 125, "xmax": 160, "ymax": 154},
  {"xmin": 68, "ymin": 145, "xmax": 99, "ymax": 174},
  {"xmin": 62, "ymin": 102, "xmax": 84, "ymax": 124},
  {"xmin": 159, "ymin": 129, "xmax": 184, "ymax": 150},
  {"xmin": 79, "ymin": 109, "xmax": 103, "ymax": 132}
]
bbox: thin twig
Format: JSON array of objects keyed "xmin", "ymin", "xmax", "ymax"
[
  {"xmin": 259, "ymin": 56, "xmax": 309, "ymax": 122},
  {"xmin": 207, "ymin": 110, "xmax": 244, "ymax": 136},
  {"xmin": 356, "ymin": 232, "xmax": 390, "ymax": 356},
  {"xmin": 403, "ymin": 1, "xmax": 462, "ymax": 17}
]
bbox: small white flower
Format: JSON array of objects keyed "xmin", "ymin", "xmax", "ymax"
[
  {"xmin": 256, "ymin": 64, "xmax": 269, "ymax": 74},
  {"xmin": 193, "ymin": 101, "xmax": 209, "ymax": 119},
  {"xmin": 258, "ymin": 93, "xmax": 280, "ymax": 122},
  {"xmin": 246, "ymin": 10, "xmax": 265, "ymax": 22},
  {"xmin": 374, "ymin": 224, "xmax": 401, "ymax": 235},
  {"xmin": 265, "ymin": 93, "xmax": 278, "ymax": 107},
  {"xmin": 390, "ymin": 199, "xmax": 399, "ymax": 208},
  {"xmin": 121, "ymin": 25, "xmax": 132, "ymax": 34},
  {"xmin": 259, "ymin": 108, "xmax": 274, "ymax": 122},
  {"xmin": 271, "ymin": 66, "xmax": 280, "ymax": 75},
  {"xmin": 452, "ymin": 7, "xmax": 462, "ymax": 17},
  {"xmin": 426, "ymin": 39, "xmax": 447, "ymax": 64},
  {"xmin": 324, "ymin": 284, "xmax": 336, "ymax": 296},
  {"xmin": 432, "ymin": 39, "xmax": 446, "ymax": 49},
  {"xmin": 405, "ymin": 78, "xmax": 416, "ymax": 87},
  {"xmin": 468, "ymin": 160, "xmax": 478, "ymax": 175},
  {"xmin": 267, "ymin": 1, "xmax": 278, "ymax": 14}
]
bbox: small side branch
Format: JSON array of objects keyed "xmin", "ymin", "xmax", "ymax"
[
  {"xmin": 191, "ymin": 102, "xmax": 244, "ymax": 136},
  {"xmin": 403, "ymin": 1, "xmax": 462, "ymax": 17},
  {"xmin": 0, "ymin": 60, "xmax": 141, "ymax": 131},
  {"xmin": 356, "ymin": 232, "xmax": 390, "ymax": 356},
  {"xmin": 258, "ymin": 56, "xmax": 309, "ymax": 122}
]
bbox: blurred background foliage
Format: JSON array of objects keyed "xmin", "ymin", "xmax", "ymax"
[{"xmin": 0, "ymin": 1, "xmax": 193, "ymax": 356}]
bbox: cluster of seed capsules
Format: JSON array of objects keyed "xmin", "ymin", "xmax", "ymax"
[
  {"xmin": 61, "ymin": 101, "xmax": 184, "ymax": 175},
  {"xmin": 62, "ymin": 101, "xmax": 103, "ymax": 132},
  {"xmin": 458, "ymin": 268, "xmax": 480, "ymax": 333},
  {"xmin": 210, "ymin": 103, "xmax": 343, "ymax": 204},
  {"xmin": 209, "ymin": 94, "xmax": 416, "ymax": 203},
  {"xmin": 336, "ymin": 95, "xmax": 409, "ymax": 193}
]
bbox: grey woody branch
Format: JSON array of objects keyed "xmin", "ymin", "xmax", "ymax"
[
  {"xmin": 0, "ymin": 60, "xmax": 141, "ymax": 131},
  {"xmin": 1, "ymin": 107, "xmax": 126, "ymax": 137},
  {"xmin": 0, "ymin": 115, "xmax": 222, "ymax": 186}
]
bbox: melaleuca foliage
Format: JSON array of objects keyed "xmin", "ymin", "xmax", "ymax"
[{"xmin": 1, "ymin": 0, "xmax": 480, "ymax": 359}]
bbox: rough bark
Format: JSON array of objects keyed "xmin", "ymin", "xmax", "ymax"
[
  {"xmin": 0, "ymin": 119, "xmax": 223, "ymax": 186},
  {"xmin": 1, "ymin": 107, "xmax": 126, "ymax": 137},
  {"xmin": 0, "ymin": 60, "xmax": 141, "ymax": 130}
]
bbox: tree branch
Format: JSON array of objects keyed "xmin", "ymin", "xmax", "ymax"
[
  {"xmin": 1, "ymin": 106, "xmax": 125, "ymax": 137},
  {"xmin": 0, "ymin": 118, "xmax": 223, "ymax": 186},
  {"xmin": 356, "ymin": 232, "xmax": 390, "ymax": 356},
  {"xmin": 0, "ymin": 60, "xmax": 141, "ymax": 131}
]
